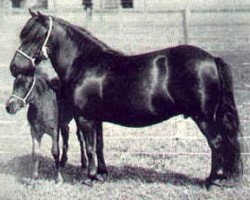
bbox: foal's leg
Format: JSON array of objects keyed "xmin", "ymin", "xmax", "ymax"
[
  {"xmin": 194, "ymin": 118, "xmax": 224, "ymax": 187},
  {"xmin": 31, "ymin": 134, "xmax": 42, "ymax": 180},
  {"xmin": 51, "ymin": 128, "xmax": 62, "ymax": 182},
  {"xmin": 96, "ymin": 122, "xmax": 108, "ymax": 175},
  {"xmin": 60, "ymin": 124, "xmax": 69, "ymax": 167}
]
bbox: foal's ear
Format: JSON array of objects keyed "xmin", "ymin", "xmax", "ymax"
[{"xmin": 29, "ymin": 8, "xmax": 38, "ymax": 17}]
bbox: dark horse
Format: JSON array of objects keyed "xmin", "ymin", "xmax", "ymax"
[{"xmin": 10, "ymin": 10, "xmax": 243, "ymax": 187}]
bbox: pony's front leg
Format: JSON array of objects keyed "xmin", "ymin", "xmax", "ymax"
[
  {"xmin": 51, "ymin": 128, "xmax": 63, "ymax": 183},
  {"xmin": 60, "ymin": 124, "xmax": 69, "ymax": 168},
  {"xmin": 96, "ymin": 122, "xmax": 108, "ymax": 175},
  {"xmin": 78, "ymin": 117, "xmax": 99, "ymax": 180}
]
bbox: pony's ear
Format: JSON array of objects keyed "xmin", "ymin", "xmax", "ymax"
[
  {"xmin": 37, "ymin": 11, "xmax": 43, "ymax": 17},
  {"xmin": 29, "ymin": 8, "xmax": 37, "ymax": 17},
  {"xmin": 36, "ymin": 11, "xmax": 49, "ymax": 26}
]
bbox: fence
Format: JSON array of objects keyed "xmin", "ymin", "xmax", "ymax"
[{"xmin": 0, "ymin": 8, "xmax": 250, "ymax": 158}]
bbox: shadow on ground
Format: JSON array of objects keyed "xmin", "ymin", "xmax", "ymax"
[
  {"xmin": 107, "ymin": 165, "xmax": 204, "ymax": 186},
  {"xmin": 0, "ymin": 154, "xmax": 204, "ymax": 187}
]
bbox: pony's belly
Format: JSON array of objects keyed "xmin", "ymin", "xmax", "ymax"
[
  {"xmin": 104, "ymin": 114, "xmax": 175, "ymax": 127},
  {"xmin": 101, "ymin": 106, "xmax": 180, "ymax": 127}
]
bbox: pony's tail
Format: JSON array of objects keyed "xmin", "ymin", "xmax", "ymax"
[{"xmin": 215, "ymin": 57, "xmax": 243, "ymax": 181}]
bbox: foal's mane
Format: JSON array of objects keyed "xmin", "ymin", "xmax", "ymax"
[{"xmin": 33, "ymin": 69, "xmax": 52, "ymax": 95}]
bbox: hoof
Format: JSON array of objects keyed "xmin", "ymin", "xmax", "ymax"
[
  {"xmin": 60, "ymin": 158, "xmax": 67, "ymax": 168},
  {"xmin": 32, "ymin": 173, "xmax": 39, "ymax": 180},
  {"xmin": 81, "ymin": 164, "xmax": 88, "ymax": 169},
  {"xmin": 205, "ymin": 175, "xmax": 239, "ymax": 189},
  {"xmin": 60, "ymin": 161, "xmax": 66, "ymax": 168},
  {"xmin": 95, "ymin": 174, "xmax": 106, "ymax": 182},
  {"xmin": 97, "ymin": 168, "xmax": 108, "ymax": 175},
  {"xmin": 82, "ymin": 179, "xmax": 93, "ymax": 187},
  {"xmin": 88, "ymin": 173, "xmax": 106, "ymax": 182}
]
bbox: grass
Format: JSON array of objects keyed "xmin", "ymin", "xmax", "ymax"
[{"xmin": 0, "ymin": 11, "xmax": 250, "ymax": 199}]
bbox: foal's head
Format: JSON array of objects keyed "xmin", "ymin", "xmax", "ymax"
[
  {"xmin": 5, "ymin": 72, "xmax": 49, "ymax": 114},
  {"xmin": 10, "ymin": 9, "xmax": 53, "ymax": 77},
  {"xmin": 6, "ymin": 74, "xmax": 36, "ymax": 114}
]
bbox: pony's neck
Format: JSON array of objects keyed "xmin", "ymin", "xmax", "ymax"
[{"xmin": 48, "ymin": 19, "xmax": 119, "ymax": 81}]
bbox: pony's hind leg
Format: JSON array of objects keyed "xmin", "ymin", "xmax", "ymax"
[{"xmin": 193, "ymin": 118, "xmax": 225, "ymax": 187}]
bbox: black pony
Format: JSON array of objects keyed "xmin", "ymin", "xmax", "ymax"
[{"xmin": 9, "ymin": 10, "xmax": 243, "ymax": 187}]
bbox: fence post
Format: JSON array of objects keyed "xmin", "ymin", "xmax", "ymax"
[{"xmin": 182, "ymin": 7, "xmax": 190, "ymax": 44}]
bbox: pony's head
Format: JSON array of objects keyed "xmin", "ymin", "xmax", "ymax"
[
  {"xmin": 6, "ymin": 74, "xmax": 36, "ymax": 114},
  {"xmin": 10, "ymin": 9, "xmax": 53, "ymax": 77}
]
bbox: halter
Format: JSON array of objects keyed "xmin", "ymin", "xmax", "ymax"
[
  {"xmin": 10, "ymin": 77, "xmax": 36, "ymax": 106},
  {"xmin": 16, "ymin": 16, "xmax": 53, "ymax": 67}
]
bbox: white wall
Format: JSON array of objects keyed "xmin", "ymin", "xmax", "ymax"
[{"xmin": 47, "ymin": 0, "xmax": 250, "ymax": 11}]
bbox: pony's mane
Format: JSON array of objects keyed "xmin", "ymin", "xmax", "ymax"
[
  {"xmin": 54, "ymin": 16, "xmax": 124, "ymax": 56},
  {"xmin": 20, "ymin": 15, "xmax": 124, "ymax": 56}
]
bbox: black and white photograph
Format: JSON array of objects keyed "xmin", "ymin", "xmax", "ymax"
[{"xmin": 0, "ymin": 0, "xmax": 249, "ymax": 199}]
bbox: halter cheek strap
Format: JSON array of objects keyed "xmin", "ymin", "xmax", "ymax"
[
  {"xmin": 10, "ymin": 77, "xmax": 36, "ymax": 106},
  {"xmin": 16, "ymin": 16, "xmax": 53, "ymax": 66},
  {"xmin": 41, "ymin": 16, "xmax": 53, "ymax": 59}
]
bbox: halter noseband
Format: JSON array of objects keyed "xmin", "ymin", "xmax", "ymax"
[
  {"xmin": 16, "ymin": 16, "xmax": 53, "ymax": 67},
  {"xmin": 10, "ymin": 77, "xmax": 36, "ymax": 106}
]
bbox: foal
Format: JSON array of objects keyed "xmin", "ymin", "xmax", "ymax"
[{"xmin": 5, "ymin": 72, "xmax": 80, "ymax": 181}]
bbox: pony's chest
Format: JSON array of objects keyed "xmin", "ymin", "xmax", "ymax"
[{"xmin": 73, "ymin": 77, "xmax": 104, "ymax": 117}]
